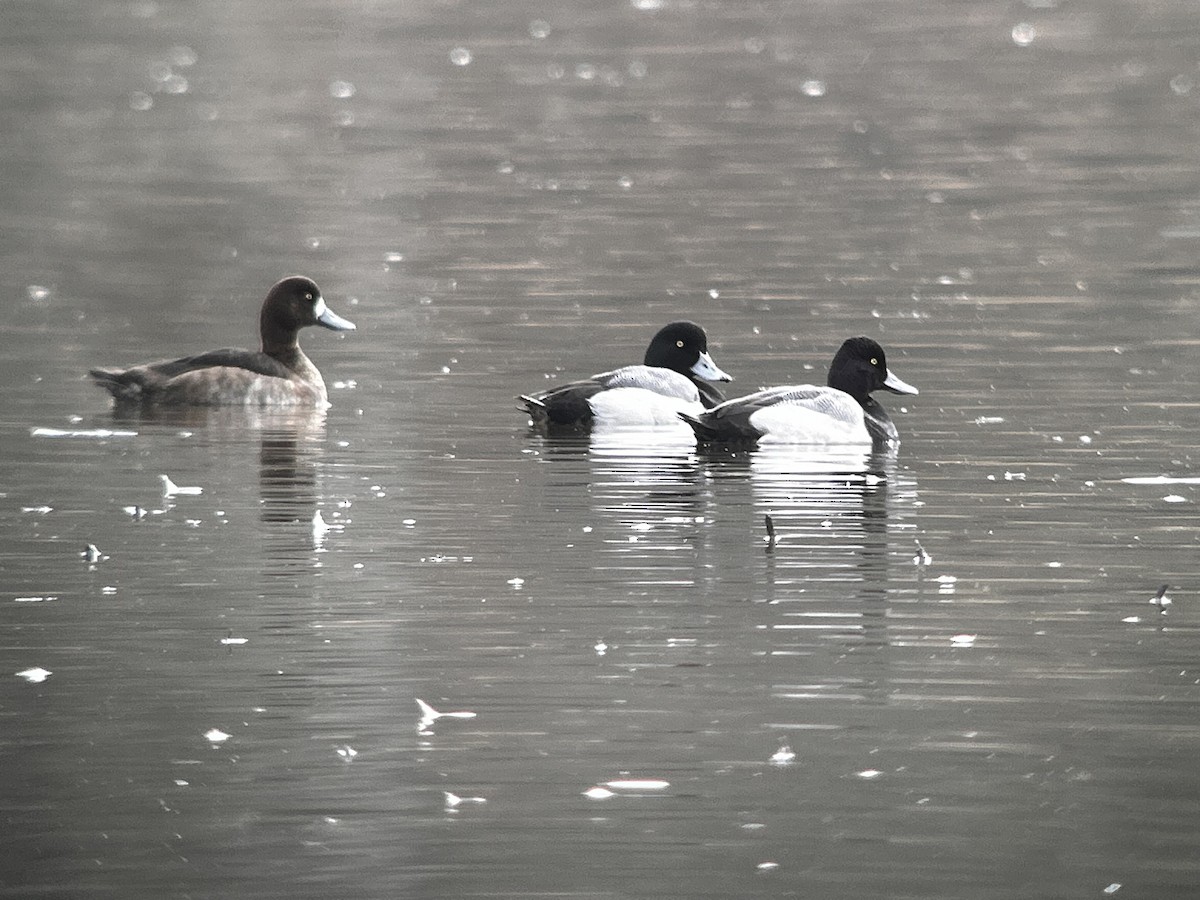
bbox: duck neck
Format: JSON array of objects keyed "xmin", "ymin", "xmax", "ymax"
[
  {"xmin": 260, "ymin": 312, "xmax": 302, "ymax": 365},
  {"xmin": 692, "ymin": 376, "xmax": 727, "ymax": 409},
  {"xmin": 860, "ymin": 396, "xmax": 899, "ymax": 444}
]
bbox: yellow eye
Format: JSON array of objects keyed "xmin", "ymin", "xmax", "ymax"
[
  {"xmin": 676, "ymin": 340, "xmax": 684, "ymax": 348},
  {"xmin": 305, "ymin": 292, "xmax": 313, "ymax": 300},
  {"xmin": 870, "ymin": 357, "xmax": 878, "ymax": 366}
]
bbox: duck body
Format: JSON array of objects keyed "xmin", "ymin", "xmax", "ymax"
[
  {"xmin": 521, "ymin": 321, "xmax": 732, "ymax": 429},
  {"xmin": 680, "ymin": 336, "xmax": 917, "ymax": 447},
  {"xmin": 89, "ymin": 276, "xmax": 355, "ymax": 407}
]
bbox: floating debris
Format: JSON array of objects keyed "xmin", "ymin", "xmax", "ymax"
[
  {"xmin": 770, "ymin": 745, "xmax": 796, "ymax": 766},
  {"xmin": 336, "ymin": 745, "xmax": 358, "ymax": 760},
  {"xmin": 416, "ymin": 698, "xmax": 477, "ymax": 734},
  {"xmin": 951, "ymin": 633, "xmax": 977, "ymax": 648},
  {"xmin": 756, "ymin": 862, "xmax": 780, "ymax": 873},
  {"xmin": 594, "ymin": 639, "xmax": 608, "ymax": 656},
  {"xmin": 160, "ymin": 475, "xmax": 202, "ymax": 497},
  {"xmin": 1151, "ymin": 584, "xmax": 1172, "ymax": 615},
  {"xmin": 855, "ymin": 769, "xmax": 883, "ymax": 780},
  {"xmin": 507, "ymin": 577, "xmax": 525, "ymax": 588},
  {"xmin": 16, "ymin": 667, "xmax": 52, "ymax": 683},
  {"xmin": 219, "ymin": 632, "xmax": 248, "ymax": 646},
  {"xmin": 31, "ymin": 427, "xmax": 136, "ymax": 439},
  {"xmin": 15, "ymin": 596, "xmax": 57, "ymax": 603},
  {"xmin": 312, "ymin": 510, "xmax": 343, "ymax": 548},
  {"xmin": 603, "ymin": 778, "xmax": 669, "ymax": 791},
  {"xmin": 21, "ymin": 506, "xmax": 52, "ymax": 515},
  {"xmin": 584, "ymin": 778, "xmax": 670, "ymax": 798},
  {"xmin": 912, "ymin": 540, "xmax": 932, "ymax": 566},
  {"xmin": 204, "ymin": 728, "xmax": 230, "ymax": 744},
  {"xmin": 444, "ymin": 791, "xmax": 486, "ymax": 810},
  {"xmin": 1122, "ymin": 475, "xmax": 1200, "ymax": 485}
]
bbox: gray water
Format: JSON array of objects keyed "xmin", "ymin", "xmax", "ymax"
[{"xmin": 5, "ymin": 1, "xmax": 1200, "ymax": 897}]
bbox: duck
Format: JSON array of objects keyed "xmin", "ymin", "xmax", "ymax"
[
  {"xmin": 88, "ymin": 275, "xmax": 355, "ymax": 407},
  {"xmin": 679, "ymin": 336, "xmax": 917, "ymax": 446},
  {"xmin": 520, "ymin": 321, "xmax": 733, "ymax": 428}
]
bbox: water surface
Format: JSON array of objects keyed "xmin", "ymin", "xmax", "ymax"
[{"xmin": 5, "ymin": 1, "xmax": 1200, "ymax": 898}]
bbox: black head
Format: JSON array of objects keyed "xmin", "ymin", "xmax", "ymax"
[
  {"xmin": 643, "ymin": 321, "xmax": 733, "ymax": 383},
  {"xmin": 826, "ymin": 336, "xmax": 918, "ymax": 401}
]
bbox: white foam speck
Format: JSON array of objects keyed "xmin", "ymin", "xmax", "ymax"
[{"xmin": 16, "ymin": 667, "xmax": 52, "ymax": 683}]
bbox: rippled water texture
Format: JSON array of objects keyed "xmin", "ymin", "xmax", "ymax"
[{"xmin": 5, "ymin": 1, "xmax": 1200, "ymax": 898}]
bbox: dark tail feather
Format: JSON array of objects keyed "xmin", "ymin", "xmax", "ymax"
[
  {"xmin": 678, "ymin": 411, "xmax": 720, "ymax": 442},
  {"xmin": 519, "ymin": 393, "xmax": 547, "ymax": 417},
  {"xmin": 89, "ymin": 368, "xmax": 141, "ymax": 401},
  {"xmin": 519, "ymin": 394, "xmax": 552, "ymax": 426}
]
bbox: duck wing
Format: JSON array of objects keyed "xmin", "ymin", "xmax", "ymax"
[
  {"xmin": 682, "ymin": 385, "xmax": 864, "ymax": 443},
  {"xmin": 521, "ymin": 365, "xmax": 699, "ymax": 427},
  {"xmin": 89, "ymin": 349, "xmax": 292, "ymax": 400}
]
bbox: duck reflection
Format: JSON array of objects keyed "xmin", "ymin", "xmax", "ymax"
[
  {"xmin": 528, "ymin": 424, "xmax": 709, "ymax": 582},
  {"xmin": 588, "ymin": 426, "xmax": 707, "ymax": 564},
  {"xmin": 103, "ymin": 403, "xmax": 336, "ymax": 569},
  {"xmin": 699, "ymin": 443, "xmax": 917, "ymax": 703},
  {"xmin": 258, "ymin": 412, "xmax": 327, "ymax": 526}
]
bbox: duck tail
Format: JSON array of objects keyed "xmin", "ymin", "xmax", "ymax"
[
  {"xmin": 88, "ymin": 367, "xmax": 135, "ymax": 398},
  {"xmin": 677, "ymin": 411, "xmax": 720, "ymax": 442}
]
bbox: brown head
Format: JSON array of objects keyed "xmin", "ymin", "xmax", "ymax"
[{"xmin": 259, "ymin": 276, "xmax": 356, "ymax": 355}]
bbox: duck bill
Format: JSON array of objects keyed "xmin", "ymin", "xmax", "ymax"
[
  {"xmin": 691, "ymin": 351, "xmax": 733, "ymax": 383},
  {"xmin": 882, "ymin": 369, "xmax": 918, "ymax": 395},
  {"xmin": 314, "ymin": 297, "xmax": 357, "ymax": 332}
]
